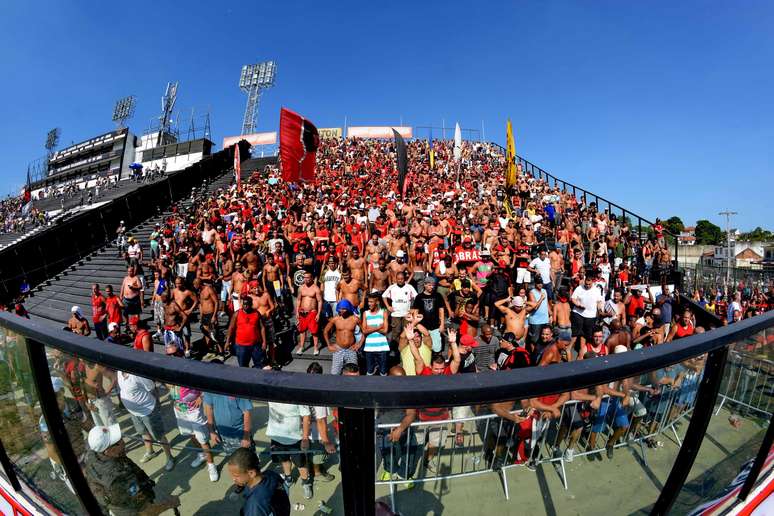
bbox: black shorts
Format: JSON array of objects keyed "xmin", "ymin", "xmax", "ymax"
[
  {"xmin": 570, "ymin": 311, "xmax": 596, "ymax": 341},
  {"xmin": 122, "ymin": 296, "xmax": 141, "ymax": 316},
  {"xmin": 270, "ymin": 440, "xmax": 307, "ymax": 468}
]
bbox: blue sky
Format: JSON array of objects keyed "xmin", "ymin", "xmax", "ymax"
[{"xmin": 1, "ymin": 1, "xmax": 771, "ymax": 231}]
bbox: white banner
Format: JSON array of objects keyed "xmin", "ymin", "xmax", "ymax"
[
  {"xmin": 347, "ymin": 126, "xmax": 413, "ymax": 139},
  {"xmin": 222, "ymin": 132, "xmax": 277, "ymax": 148}
]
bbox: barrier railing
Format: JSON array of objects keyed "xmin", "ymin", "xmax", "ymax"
[
  {"xmin": 715, "ymin": 350, "xmax": 773, "ymax": 418},
  {"xmin": 0, "ymin": 294, "xmax": 772, "ymax": 515},
  {"xmin": 375, "ymin": 379, "xmax": 702, "ymax": 513}
]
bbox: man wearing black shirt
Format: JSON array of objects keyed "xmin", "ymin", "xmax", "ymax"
[{"xmin": 412, "ymin": 277, "xmax": 446, "ymax": 352}]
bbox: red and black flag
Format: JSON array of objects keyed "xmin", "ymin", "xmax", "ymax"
[
  {"xmin": 23, "ymin": 165, "xmax": 31, "ymax": 203},
  {"xmin": 233, "ymin": 142, "xmax": 242, "ymax": 193},
  {"xmin": 392, "ymin": 128, "xmax": 408, "ymax": 197},
  {"xmin": 280, "ymin": 107, "xmax": 320, "ymax": 183}
]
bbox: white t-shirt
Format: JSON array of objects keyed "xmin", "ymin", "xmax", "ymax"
[
  {"xmin": 118, "ymin": 373, "xmax": 157, "ymax": 417},
  {"xmin": 322, "ymin": 268, "xmax": 341, "ymax": 302},
  {"xmin": 309, "ymin": 406, "xmax": 331, "ymax": 442},
  {"xmin": 529, "ymin": 257, "xmax": 551, "ymax": 284},
  {"xmin": 267, "ymin": 402, "xmax": 311, "ymax": 445},
  {"xmin": 572, "ymin": 285, "xmax": 604, "ymax": 319},
  {"xmin": 382, "ymin": 283, "xmax": 418, "ymax": 318}
]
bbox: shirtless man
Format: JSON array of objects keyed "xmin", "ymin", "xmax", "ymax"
[
  {"xmin": 230, "ymin": 261, "xmax": 247, "ymax": 313},
  {"xmin": 162, "ymin": 288, "xmax": 186, "ymax": 356},
  {"xmin": 549, "ymin": 245, "xmax": 565, "ymax": 292},
  {"xmin": 369, "ymin": 257, "xmax": 390, "ymax": 294},
  {"xmin": 338, "ymin": 270, "xmax": 363, "ymax": 310},
  {"xmin": 347, "ymin": 246, "xmax": 368, "ymax": 286},
  {"xmin": 84, "ymin": 361, "xmax": 117, "ymax": 427},
  {"xmin": 219, "ymin": 253, "xmax": 234, "ymax": 317},
  {"xmin": 120, "ymin": 266, "xmax": 143, "ymax": 331},
  {"xmin": 68, "ymin": 306, "xmax": 91, "ymax": 336},
  {"xmin": 388, "ymin": 251, "xmax": 410, "ymax": 284},
  {"xmin": 262, "ymin": 257, "xmax": 284, "ymax": 300},
  {"xmin": 186, "ymin": 249, "xmax": 200, "ymax": 287},
  {"xmin": 172, "ymin": 276, "xmax": 199, "ymax": 357},
  {"xmin": 296, "ymin": 271, "xmax": 323, "ymax": 355},
  {"xmin": 242, "ymin": 247, "xmax": 261, "ymax": 277},
  {"xmin": 323, "ymin": 299, "xmax": 361, "ymax": 375},
  {"xmin": 365, "ymin": 234, "xmax": 384, "ymax": 269},
  {"xmin": 197, "ymin": 278, "xmax": 221, "ymax": 355},
  {"xmin": 605, "ymin": 319, "xmax": 632, "ymax": 351},
  {"xmin": 494, "ymin": 295, "xmax": 532, "ymax": 345},
  {"xmin": 551, "ymin": 287, "xmax": 572, "ymax": 334}
]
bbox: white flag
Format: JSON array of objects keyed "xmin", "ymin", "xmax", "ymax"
[{"xmin": 453, "ymin": 122, "xmax": 462, "ymax": 161}]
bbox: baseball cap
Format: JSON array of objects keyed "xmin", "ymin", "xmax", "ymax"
[
  {"xmin": 613, "ymin": 345, "xmax": 628, "ymax": 354},
  {"xmin": 459, "ymin": 334, "xmax": 479, "ymax": 348},
  {"xmin": 88, "ymin": 424, "xmax": 122, "ymax": 453},
  {"xmin": 511, "ymin": 296, "xmax": 525, "ymax": 308},
  {"xmin": 108, "ymin": 322, "xmax": 118, "ymax": 332},
  {"xmin": 396, "ymin": 250, "xmax": 406, "ymax": 258},
  {"xmin": 71, "ymin": 306, "xmax": 82, "ymax": 317},
  {"xmin": 128, "ymin": 315, "xmax": 139, "ymax": 327}
]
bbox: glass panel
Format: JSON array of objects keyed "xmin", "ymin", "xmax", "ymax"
[
  {"xmin": 45, "ymin": 347, "xmax": 343, "ymax": 514},
  {"xmin": 0, "ymin": 328, "xmax": 81, "ymax": 513},
  {"xmin": 672, "ymin": 328, "xmax": 773, "ymax": 513},
  {"xmin": 375, "ymin": 359, "xmax": 702, "ymax": 515}
]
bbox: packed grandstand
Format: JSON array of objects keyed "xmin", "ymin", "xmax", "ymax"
[{"xmin": 1, "ymin": 127, "xmax": 772, "ymax": 515}]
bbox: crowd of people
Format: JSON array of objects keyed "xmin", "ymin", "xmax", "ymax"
[
  {"xmin": 0, "ymin": 195, "xmax": 46, "ymax": 235},
  {"xmin": 7, "ymin": 136, "xmax": 774, "ymax": 514}
]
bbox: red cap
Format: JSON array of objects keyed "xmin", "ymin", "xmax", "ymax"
[
  {"xmin": 460, "ymin": 334, "xmax": 479, "ymax": 348},
  {"xmin": 128, "ymin": 315, "xmax": 139, "ymax": 326}
]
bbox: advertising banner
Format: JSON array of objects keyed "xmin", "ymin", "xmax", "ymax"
[
  {"xmin": 347, "ymin": 126, "xmax": 413, "ymax": 139},
  {"xmin": 222, "ymin": 132, "xmax": 277, "ymax": 148},
  {"xmin": 318, "ymin": 127, "xmax": 343, "ymax": 139}
]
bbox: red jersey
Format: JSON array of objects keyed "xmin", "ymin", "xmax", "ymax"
[
  {"xmin": 105, "ymin": 296, "xmax": 122, "ymax": 324},
  {"xmin": 134, "ymin": 329, "xmax": 151, "ymax": 351},
  {"xmin": 92, "ymin": 293, "xmax": 106, "ymax": 325},
  {"xmin": 235, "ymin": 310, "xmax": 260, "ymax": 346},
  {"xmin": 418, "ymin": 365, "xmax": 452, "ymax": 421}
]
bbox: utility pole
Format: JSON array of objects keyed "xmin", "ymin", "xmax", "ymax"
[{"xmin": 718, "ymin": 210, "xmax": 738, "ymax": 287}]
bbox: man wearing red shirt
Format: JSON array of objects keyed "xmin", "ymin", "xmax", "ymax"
[
  {"xmin": 408, "ymin": 327, "xmax": 461, "ymax": 473},
  {"xmin": 104, "ymin": 285, "xmax": 123, "ymax": 329},
  {"xmin": 92, "ymin": 284, "xmax": 108, "ymax": 340}
]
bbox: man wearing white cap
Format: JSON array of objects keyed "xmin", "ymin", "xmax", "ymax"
[
  {"xmin": 67, "ymin": 306, "xmax": 91, "ymax": 336},
  {"xmin": 84, "ymin": 424, "xmax": 180, "ymax": 515}
]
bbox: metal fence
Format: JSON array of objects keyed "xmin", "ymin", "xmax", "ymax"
[
  {"xmin": 681, "ymin": 263, "xmax": 774, "ymax": 293},
  {"xmin": 715, "ymin": 350, "xmax": 773, "ymax": 419},
  {"xmin": 376, "ymin": 376, "xmax": 702, "ymax": 513}
]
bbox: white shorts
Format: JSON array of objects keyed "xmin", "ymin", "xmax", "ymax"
[
  {"xmin": 176, "ymin": 418, "xmax": 208, "ymax": 445},
  {"xmin": 516, "ymin": 268, "xmax": 532, "ymax": 284},
  {"xmin": 417, "ymin": 426, "xmax": 448, "ymax": 448},
  {"xmin": 232, "ymin": 294, "xmax": 241, "ymax": 312}
]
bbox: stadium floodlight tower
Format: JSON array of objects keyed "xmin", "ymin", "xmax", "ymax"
[
  {"xmin": 112, "ymin": 95, "xmax": 136, "ymax": 129},
  {"xmin": 44, "ymin": 128, "xmax": 61, "ymax": 160},
  {"xmin": 156, "ymin": 81, "xmax": 179, "ymax": 146},
  {"xmin": 239, "ymin": 60, "xmax": 276, "ymax": 135}
]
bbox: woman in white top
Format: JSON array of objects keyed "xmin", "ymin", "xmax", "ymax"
[{"xmin": 362, "ymin": 293, "xmax": 390, "ymax": 375}]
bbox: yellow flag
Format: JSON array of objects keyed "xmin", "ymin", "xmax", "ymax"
[
  {"xmin": 505, "ymin": 118, "xmax": 517, "ymax": 188},
  {"xmin": 430, "ymin": 149, "xmax": 434, "ymax": 169}
]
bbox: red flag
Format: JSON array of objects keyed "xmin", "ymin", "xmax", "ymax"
[
  {"xmin": 280, "ymin": 107, "xmax": 319, "ymax": 183},
  {"xmin": 234, "ymin": 143, "xmax": 241, "ymax": 192}
]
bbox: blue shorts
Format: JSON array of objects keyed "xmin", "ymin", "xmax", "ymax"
[{"xmin": 592, "ymin": 398, "xmax": 629, "ymax": 433}]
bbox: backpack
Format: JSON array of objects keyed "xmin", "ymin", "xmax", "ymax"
[{"xmin": 85, "ymin": 452, "xmax": 155, "ymax": 510}]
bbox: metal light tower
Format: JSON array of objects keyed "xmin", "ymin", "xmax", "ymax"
[
  {"xmin": 719, "ymin": 210, "xmax": 738, "ymax": 286},
  {"xmin": 157, "ymin": 82, "xmax": 179, "ymax": 146},
  {"xmin": 44, "ymin": 128, "xmax": 61, "ymax": 160},
  {"xmin": 239, "ymin": 60, "xmax": 276, "ymax": 135},
  {"xmin": 112, "ymin": 95, "xmax": 136, "ymax": 128}
]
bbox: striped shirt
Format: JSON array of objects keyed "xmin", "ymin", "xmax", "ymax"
[{"xmin": 363, "ymin": 309, "xmax": 389, "ymax": 352}]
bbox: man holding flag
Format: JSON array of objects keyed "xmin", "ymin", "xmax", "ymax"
[
  {"xmin": 233, "ymin": 142, "xmax": 242, "ymax": 193},
  {"xmin": 280, "ymin": 107, "xmax": 320, "ymax": 183}
]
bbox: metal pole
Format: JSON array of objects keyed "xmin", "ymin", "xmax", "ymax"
[
  {"xmin": 737, "ymin": 411, "xmax": 774, "ymax": 501},
  {"xmin": 338, "ymin": 407, "xmax": 375, "ymax": 516},
  {"xmin": 0, "ymin": 438, "xmax": 21, "ymax": 492},
  {"xmin": 719, "ymin": 211, "xmax": 737, "ymax": 287},
  {"xmin": 651, "ymin": 346, "xmax": 729, "ymax": 516},
  {"xmin": 26, "ymin": 338, "xmax": 104, "ymax": 514}
]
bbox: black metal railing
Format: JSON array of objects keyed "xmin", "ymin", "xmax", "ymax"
[{"xmin": 0, "ymin": 305, "xmax": 771, "ymax": 515}]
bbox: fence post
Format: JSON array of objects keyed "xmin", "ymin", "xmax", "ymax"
[
  {"xmin": 338, "ymin": 407, "xmax": 375, "ymax": 516},
  {"xmin": 651, "ymin": 346, "xmax": 729, "ymax": 516},
  {"xmin": 26, "ymin": 338, "xmax": 104, "ymax": 515}
]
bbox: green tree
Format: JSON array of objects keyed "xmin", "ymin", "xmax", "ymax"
[
  {"xmin": 738, "ymin": 226, "xmax": 773, "ymax": 241},
  {"xmin": 663, "ymin": 216, "xmax": 685, "ymax": 236},
  {"xmin": 695, "ymin": 220, "xmax": 723, "ymax": 245}
]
